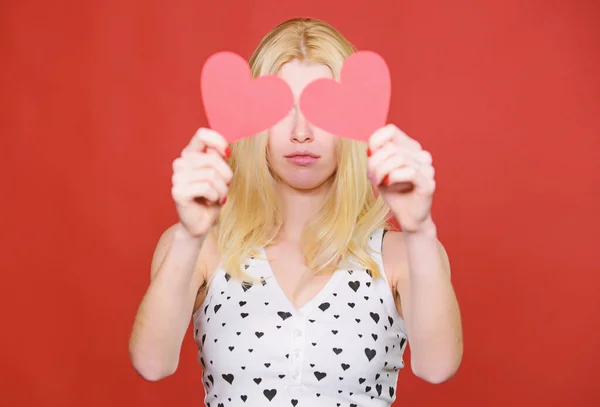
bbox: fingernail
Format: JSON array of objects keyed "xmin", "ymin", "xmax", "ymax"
[
  {"xmin": 367, "ymin": 147, "xmax": 372, "ymax": 157},
  {"xmin": 221, "ymin": 196, "xmax": 227, "ymax": 205},
  {"xmin": 224, "ymin": 146, "xmax": 231, "ymax": 159},
  {"xmin": 369, "ymin": 175, "xmax": 376, "ymax": 184},
  {"xmin": 382, "ymin": 175, "xmax": 390, "ymax": 186}
]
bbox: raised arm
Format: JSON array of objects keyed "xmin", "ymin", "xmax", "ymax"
[
  {"xmin": 129, "ymin": 128, "xmax": 231, "ymax": 381},
  {"xmin": 128, "ymin": 223, "xmax": 207, "ymax": 381}
]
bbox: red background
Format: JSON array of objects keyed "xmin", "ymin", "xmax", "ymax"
[{"xmin": 2, "ymin": 0, "xmax": 599, "ymax": 406}]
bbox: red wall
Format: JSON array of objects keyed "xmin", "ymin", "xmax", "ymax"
[{"xmin": 2, "ymin": 0, "xmax": 599, "ymax": 405}]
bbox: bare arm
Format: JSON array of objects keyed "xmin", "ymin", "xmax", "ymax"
[
  {"xmin": 383, "ymin": 221, "xmax": 463, "ymax": 384},
  {"xmin": 128, "ymin": 222, "xmax": 208, "ymax": 381}
]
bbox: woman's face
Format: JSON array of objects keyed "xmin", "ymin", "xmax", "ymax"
[{"xmin": 267, "ymin": 59, "xmax": 338, "ymax": 191}]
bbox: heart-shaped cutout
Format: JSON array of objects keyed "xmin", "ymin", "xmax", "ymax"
[
  {"xmin": 200, "ymin": 51, "xmax": 294, "ymax": 143},
  {"xmin": 300, "ymin": 50, "xmax": 391, "ymax": 142}
]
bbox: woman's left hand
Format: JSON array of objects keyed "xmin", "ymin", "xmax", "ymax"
[{"xmin": 367, "ymin": 124, "xmax": 436, "ymax": 233}]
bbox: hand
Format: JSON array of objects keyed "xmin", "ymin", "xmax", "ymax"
[
  {"xmin": 367, "ymin": 124, "xmax": 436, "ymax": 233},
  {"xmin": 171, "ymin": 128, "xmax": 232, "ymax": 237}
]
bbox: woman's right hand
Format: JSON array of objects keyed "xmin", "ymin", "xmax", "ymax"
[{"xmin": 171, "ymin": 128, "xmax": 232, "ymax": 238}]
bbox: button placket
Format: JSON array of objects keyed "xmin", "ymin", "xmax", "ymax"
[{"xmin": 289, "ymin": 313, "xmax": 307, "ymax": 386}]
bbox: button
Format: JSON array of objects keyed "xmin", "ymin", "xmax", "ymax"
[
  {"xmin": 291, "ymin": 370, "xmax": 300, "ymax": 378},
  {"xmin": 293, "ymin": 349, "xmax": 301, "ymax": 357},
  {"xmin": 294, "ymin": 329, "xmax": 302, "ymax": 337}
]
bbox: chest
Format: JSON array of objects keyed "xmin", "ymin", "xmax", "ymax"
[
  {"xmin": 194, "ymin": 258, "xmax": 407, "ymax": 397},
  {"xmin": 264, "ymin": 243, "xmax": 341, "ymax": 312}
]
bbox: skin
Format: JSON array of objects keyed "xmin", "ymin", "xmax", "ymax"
[
  {"xmin": 130, "ymin": 58, "xmax": 462, "ymax": 385},
  {"xmin": 265, "ymin": 59, "xmax": 339, "ymax": 240},
  {"xmin": 200, "ymin": 59, "xmax": 462, "ymax": 381}
]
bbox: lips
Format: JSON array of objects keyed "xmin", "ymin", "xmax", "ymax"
[
  {"xmin": 285, "ymin": 152, "xmax": 320, "ymax": 158},
  {"xmin": 285, "ymin": 154, "xmax": 320, "ymax": 166}
]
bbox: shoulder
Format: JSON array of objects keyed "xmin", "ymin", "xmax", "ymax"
[
  {"xmin": 380, "ymin": 229, "xmax": 451, "ymax": 286},
  {"xmin": 201, "ymin": 226, "xmax": 222, "ymax": 281},
  {"xmin": 380, "ymin": 230, "xmax": 409, "ymax": 288}
]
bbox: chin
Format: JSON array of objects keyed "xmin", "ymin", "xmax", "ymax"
[{"xmin": 282, "ymin": 173, "xmax": 335, "ymax": 191}]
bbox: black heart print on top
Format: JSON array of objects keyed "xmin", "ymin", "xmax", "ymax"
[{"xmin": 193, "ymin": 228, "xmax": 407, "ymax": 406}]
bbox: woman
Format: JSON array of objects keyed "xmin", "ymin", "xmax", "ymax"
[{"xmin": 129, "ymin": 17, "xmax": 463, "ymax": 406}]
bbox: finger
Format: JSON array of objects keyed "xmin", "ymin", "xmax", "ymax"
[
  {"xmin": 172, "ymin": 164, "xmax": 229, "ymax": 197},
  {"xmin": 367, "ymin": 142, "xmax": 396, "ymax": 176},
  {"xmin": 415, "ymin": 150, "xmax": 433, "ymax": 166},
  {"xmin": 419, "ymin": 164, "xmax": 435, "ymax": 179},
  {"xmin": 383, "ymin": 166, "xmax": 436, "ymax": 196},
  {"xmin": 398, "ymin": 133, "xmax": 422, "ymax": 152},
  {"xmin": 171, "ymin": 181, "xmax": 220, "ymax": 204},
  {"xmin": 173, "ymin": 167, "xmax": 229, "ymax": 198},
  {"xmin": 368, "ymin": 143, "xmax": 426, "ymax": 177},
  {"xmin": 182, "ymin": 128, "xmax": 207, "ymax": 154},
  {"xmin": 418, "ymin": 177, "xmax": 436, "ymax": 195},
  {"xmin": 369, "ymin": 124, "xmax": 422, "ymax": 154},
  {"xmin": 183, "ymin": 128, "xmax": 230, "ymax": 158},
  {"xmin": 372, "ymin": 153, "xmax": 420, "ymax": 186},
  {"xmin": 176, "ymin": 151, "xmax": 233, "ymax": 185},
  {"xmin": 381, "ymin": 167, "xmax": 418, "ymax": 187},
  {"xmin": 368, "ymin": 124, "xmax": 397, "ymax": 153}
]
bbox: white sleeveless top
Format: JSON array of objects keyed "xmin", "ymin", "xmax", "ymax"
[{"xmin": 192, "ymin": 228, "xmax": 408, "ymax": 407}]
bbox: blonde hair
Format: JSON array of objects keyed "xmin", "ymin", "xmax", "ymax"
[{"xmin": 213, "ymin": 17, "xmax": 396, "ymax": 284}]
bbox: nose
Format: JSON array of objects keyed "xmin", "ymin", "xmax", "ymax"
[{"xmin": 291, "ymin": 107, "xmax": 313, "ymax": 143}]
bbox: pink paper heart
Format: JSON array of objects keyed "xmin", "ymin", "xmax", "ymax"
[
  {"xmin": 299, "ymin": 50, "xmax": 391, "ymax": 142},
  {"xmin": 200, "ymin": 51, "xmax": 294, "ymax": 143}
]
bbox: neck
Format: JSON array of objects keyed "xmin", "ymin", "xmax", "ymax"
[{"xmin": 276, "ymin": 180, "xmax": 332, "ymax": 244}]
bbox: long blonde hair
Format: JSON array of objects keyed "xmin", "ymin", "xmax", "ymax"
[{"xmin": 214, "ymin": 17, "xmax": 396, "ymax": 284}]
